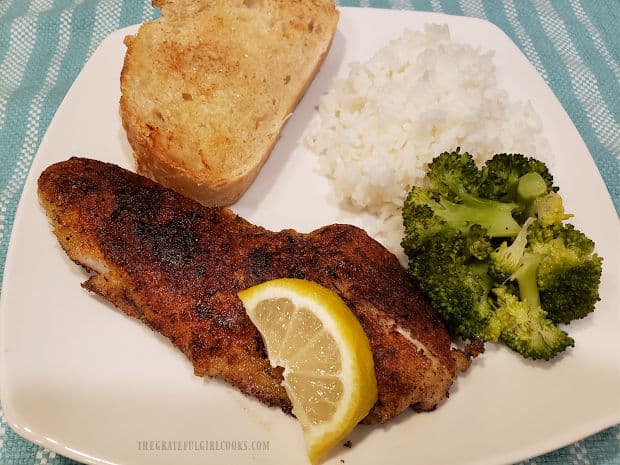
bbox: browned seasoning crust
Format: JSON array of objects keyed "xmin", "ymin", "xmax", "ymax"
[{"xmin": 38, "ymin": 158, "xmax": 464, "ymax": 424}]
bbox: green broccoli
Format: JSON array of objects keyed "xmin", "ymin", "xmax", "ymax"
[
  {"xmin": 489, "ymin": 218, "xmax": 544, "ymax": 311},
  {"xmin": 516, "ymin": 172, "xmax": 549, "ymax": 203},
  {"xmin": 484, "ymin": 218, "xmax": 573, "ymax": 359},
  {"xmin": 491, "ymin": 287, "xmax": 574, "ymax": 361},
  {"xmin": 407, "ymin": 228, "xmax": 494, "ymax": 340},
  {"xmin": 401, "ymin": 150, "xmax": 602, "ymax": 361},
  {"xmin": 426, "ymin": 148, "xmax": 484, "ymax": 201},
  {"xmin": 402, "ymin": 149, "xmax": 522, "ymax": 242},
  {"xmin": 488, "ymin": 217, "xmax": 535, "ymax": 282},
  {"xmin": 528, "ymin": 192, "xmax": 573, "ymax": 226},
  {"xmin": 478, "ymin": 153, "xmax": 557, "ymax": 202},
  {"xmin": 489, "ymin": 218, "xmax": 602, "ymax": 326},
  {"xmin": 528, "ymin": 223, "xmax": 603, "ymax": 324},
  {"xmin": 479, "ymin": 154, "xmax": 560, "ymax": 224}
]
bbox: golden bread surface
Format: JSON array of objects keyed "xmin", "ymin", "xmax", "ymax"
[{"xmin": 120, "ymin": 0, "xmax": 339, "ymax": 205}]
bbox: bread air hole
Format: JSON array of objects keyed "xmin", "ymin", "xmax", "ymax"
[
  {"xmin": 182, "ymin": 93, "xmax": 193, "ymax": 101},
  {"xmin": 243, "ymin": 0, "xmax": 261, "ymax": 8}
]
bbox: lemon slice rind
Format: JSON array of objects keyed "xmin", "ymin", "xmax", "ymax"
[{"xmin": 238, "ymin": 278, "xmax": 377, "ymax": 464}]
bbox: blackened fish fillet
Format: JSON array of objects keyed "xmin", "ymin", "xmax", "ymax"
[{"xmin": 38, "ymin": 157, "xmax": 465, "ymax": 423}]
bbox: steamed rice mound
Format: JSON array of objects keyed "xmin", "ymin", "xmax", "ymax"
[{"xmin": 305, "ymin": 24, "xmax": 550, "ymax": 249}]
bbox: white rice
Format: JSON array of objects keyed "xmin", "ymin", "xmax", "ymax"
[{"xmin": 304, "ymin": 24, "xmax": 550, "ymax": 253}]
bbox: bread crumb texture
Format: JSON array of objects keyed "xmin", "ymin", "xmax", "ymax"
[{"xmin": 121, "ymin": 0, "xmax": 339, "ymax": 205}]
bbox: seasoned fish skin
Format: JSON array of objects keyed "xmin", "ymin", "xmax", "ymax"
[{"xmin": 38, "ymin": 158, "xmax": 458, "ymax": 423}]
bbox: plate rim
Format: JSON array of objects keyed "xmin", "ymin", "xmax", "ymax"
[{"xmin": 1, "ymin": 6, "xmax": 619, "ymax": 465}]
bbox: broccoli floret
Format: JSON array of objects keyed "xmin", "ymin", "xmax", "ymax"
[
  {"xmin": 489, "ymin": 223, "xmax": 558, "ymax": 359},
  {"xmin": 426, "ymin": 148, "xmax": 483, "ymax": 201},
  {"xmin": 401, "ymin": 188, "xmax": 494, "ymax": 257},
  {"xmin": 440, "ymin": 192, "xmax": 521, "ymax": 238},
  {"xmin": 488, "ymin": 217, "xmax": 535, "ymax": 282},
  {"xmin": 490, "ymin": 216, "xmax": 543, "ymax": 310},
  {"xmin": 491, "ymin": 287, "xmax": 574, "ymax": 361},
  {"xmin": 401, "ymin": 189, "xmax": 448, "ymax": 252},
  {"xmin": 466, "ymin": 224, "xmax": 494, "ymax": 261},
  {"xmin": 479, "ymin": 153, "xmax": 557, "ymax": 202},
  {"xmin": 403, "ymin": 150, "xmax": 522, "ymax": 239},
  {"xmin": 490, "ymin": 217, "xmax": 602, "ymax": 327},
  {"xmin": 406, "ymin": 230, "xmax": 494, "ymax": 340},
  {"xmin": 528, "ymin": 223, "xmax": 603, "ymax": 324},
  {"xmin": 480, "ymin": 154, "xmax": 559, "ymax": 224},
  {"xmin": 402, "ymin": 150, "xmax": 602, "ymax": 361},
  {"xmin": 528, "ymin": 192, "xmax": 573, "ymax": 227},
  {"xmin": 480, "ymin": 223, "xmax": 574, "ymax": 360}
]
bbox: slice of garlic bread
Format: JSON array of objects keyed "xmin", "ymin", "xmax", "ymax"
[{"xmin": 120, "ymin": 0, "xmax": 339, "ymax": 206}]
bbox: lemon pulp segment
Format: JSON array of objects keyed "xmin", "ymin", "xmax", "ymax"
[{"xmin": 238, "ymin": 278, "xmax": 377, "ymax": 464}]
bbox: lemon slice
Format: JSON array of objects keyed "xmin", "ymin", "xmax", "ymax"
[{"xmin": 238, "ymin": 278, "xmax": 378, "ymax": 464}]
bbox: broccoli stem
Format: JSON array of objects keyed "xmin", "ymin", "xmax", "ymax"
[
  {"xmin": 436, "ymin": 193, "xmax": 521, "ymax": 237},
  {"xmin": 511, "ymin": 252, "xmax": 543, "ymax": 309},
  {"xmin": 517, "ymin": 172, "xmax": 548, "ymax": 203}
]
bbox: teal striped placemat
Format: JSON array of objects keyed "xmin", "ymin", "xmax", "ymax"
[{"xmin": 0, "ymin": 1, "xmax": 618, "ymax": 464}]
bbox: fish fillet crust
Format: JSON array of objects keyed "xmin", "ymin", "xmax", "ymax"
[{"xmin": 38, "ymin": 158, "xmax": 461, "ymax": 423}]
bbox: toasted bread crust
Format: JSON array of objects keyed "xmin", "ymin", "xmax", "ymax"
[{"xmin": 120, "ymin": 0, "xmax": 339, "ymax": 206}]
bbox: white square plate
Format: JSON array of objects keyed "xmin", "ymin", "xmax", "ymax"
[{"xmin": 2, "ymin": 7, "xmax": 619, "ymax": 465}]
